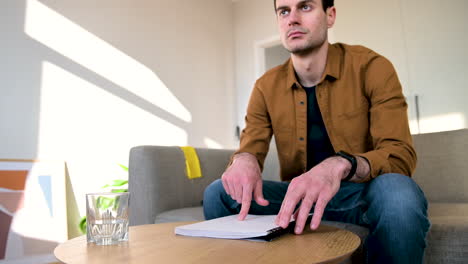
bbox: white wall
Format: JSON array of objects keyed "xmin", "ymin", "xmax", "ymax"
[
  {"xmin": 233, "ymin": 0, "xmax": 278, "ymax": 128},
  {"xmin": 333, "ymin": 0, "xmax": 468, "ymax": 133},
  {"xmin": 0, "ymin": 0, "xmax": 235, "ymax": 238},
  {"xmin": 402, "ymin": 0, "xmax": 468, "ymax": 133},
  {"xmin": 233, "ymin": 0, "xmax": 468, "ymax": 134}
]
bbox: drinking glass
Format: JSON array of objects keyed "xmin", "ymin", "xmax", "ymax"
[{"xmin": 86, "ymin": 192, "xmax": 129, "ymax": 245}]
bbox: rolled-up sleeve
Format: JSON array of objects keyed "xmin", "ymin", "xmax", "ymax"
[
  {"xmin": 233, "ymin": 82, "xmax": 273, "ymax": 171},
  {"xmin": 358, "ymin": 55, "xmax": 417, "ymax": 180}
]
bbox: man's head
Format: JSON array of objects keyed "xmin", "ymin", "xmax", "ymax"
[
  {"xmin": 274, "ymin": 0, "xmax": 334, "ymax": 12},
  {"xmin": 274, "ymin": 0, "xmax": 336, "ymax": 55}
]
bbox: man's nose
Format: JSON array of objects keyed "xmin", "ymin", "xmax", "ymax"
[{"xmin": 287, "ymin": 9, "xmax": 300, "ymax": 26}]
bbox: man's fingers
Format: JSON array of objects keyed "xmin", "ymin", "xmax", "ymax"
[
  {"xmin": 233, "ymin": 183, "xmax": 243, "ymax": 204},
  {"xmin": 238, "ymin": 184, "xmax": 253, "ymax": 220},
  {"xmin": 222, "ymin": 176, "xmax": 237, "ymax": 202},
  {"xmin": 277, "ymin": 191, "xmax": 302, "ymax": 228},
  {"xmin": 226, "ymin": 180, "xmax": 237, "ymax": 201},
  {"xmin": 294, "ymin": 195, "xmax": 315, "ymax": 234},
  {"xmin": 293, "ymin": 210, "xmax": 299, "ymax": 221},
  {"xmin": 253, "ymin": 181, "xmax": 269, "ymax": 206},
  {"xmin": 275, "ymin": 198, "xmax": 286, "ymax": 225},
  {"xmin": 311, "ymin": 195, "xmax": 329, "ymax": 230},
  {"xmin": 221, "ymin": 178, "xmax": 230, "ymax": 195}
]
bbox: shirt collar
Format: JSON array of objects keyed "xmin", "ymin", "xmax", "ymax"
[{"xmin": 286, "ymin": 43, "xmax": 342, "ymax": 89}]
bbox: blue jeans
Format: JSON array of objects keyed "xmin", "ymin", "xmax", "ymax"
[{"xmin": 203, "ymin": 173, "xmax": 430, "ymax": 264}]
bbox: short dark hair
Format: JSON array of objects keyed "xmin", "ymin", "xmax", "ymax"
[{"xmin": 274, "ymin": 0, "xmax": 334, "ymax": 13}]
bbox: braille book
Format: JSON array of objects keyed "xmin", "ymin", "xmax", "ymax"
[{"xmin": 174, "ymin": 214, "xmax": 298, "ymax": 242}]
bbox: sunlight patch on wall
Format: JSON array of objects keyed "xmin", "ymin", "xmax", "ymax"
[
  {"xmin": 38, "ymin": 61, "xmax": 188, "ymax": 213},
  {"xmin": 24, "ymin": 0, "xmax": 191, "ymax": 123},
  {"xmin": 38, "ymin": 62, "xmax": 188, "ymax": 159},
  {"xmin": 409, "ymin": 119, "xmax": 419, "ymax": 135},
  {"xmin": 419, "ymin": 112, "xmax": 466, "ymax": 134},
  {"xmin": 203, "ymin": 137, "xmax": 224, "ymax": 149}
]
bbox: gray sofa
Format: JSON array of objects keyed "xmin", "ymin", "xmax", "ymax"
[{"xmin": 129, "ymin": 129, "xmax": 468, "ymax": 263}]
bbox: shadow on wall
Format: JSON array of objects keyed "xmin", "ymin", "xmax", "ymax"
[
  {"xmin": 2, "ymin": 0, "xmax": 231, "ymax": 162},
  {"xmin": 1, "ymin": 0, "xmax": 40, "ymax": 159},
  {"xmin": 23, "ymin": 0, "xmax": 205, "ymax": 147}
]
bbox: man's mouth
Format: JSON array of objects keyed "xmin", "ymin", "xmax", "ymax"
[{"xmin": 287, "ymin": 29, "xmax": 306, "ymax": 38}]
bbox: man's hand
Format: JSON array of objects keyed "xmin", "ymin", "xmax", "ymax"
[
  {"xmin": 275, "ymin": 156, "xmax": 350, "ymax": 234},
  {"xmin": 221, "ymin": 153, "xmax": 269, "ymax": 220}
]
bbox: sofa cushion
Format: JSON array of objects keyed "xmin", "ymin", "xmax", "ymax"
[
  {"xmin": 428, "ymin": 203, "xmax": 468, "ymax": 218},
  {"xmin": 425, "ymin": 203, "xmax": 468, "ymax": 263},
  {"xmin": 155, "ymin": 206, "xmax": 205, "ymax": 224}
]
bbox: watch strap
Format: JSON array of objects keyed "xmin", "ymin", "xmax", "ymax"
[{"xmin": 336, "ymin": 151, "xmax": 357, "ymax": 181}]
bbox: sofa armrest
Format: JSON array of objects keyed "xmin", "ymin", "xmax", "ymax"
[{"xmin": 128, "ymin": 146, "xmax": 234, "ymax": 226}]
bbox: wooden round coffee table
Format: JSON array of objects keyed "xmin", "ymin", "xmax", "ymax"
[{"xmin": 54, "ymin": 222, "xmax": 360, "ymax": 264}]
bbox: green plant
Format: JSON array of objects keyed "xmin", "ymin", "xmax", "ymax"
[{"xmin": 78, "ymin": 164, "xmax": 128, "ymax": 234}]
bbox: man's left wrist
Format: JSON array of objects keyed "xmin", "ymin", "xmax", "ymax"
[{"xmin": 335, "ymin": 151, "xmax": 357, "ymax": 181}]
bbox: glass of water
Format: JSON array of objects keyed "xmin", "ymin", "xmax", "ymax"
[{"xmin": 86, "ymin": 192, "xmax": 129, "ymax": 245}]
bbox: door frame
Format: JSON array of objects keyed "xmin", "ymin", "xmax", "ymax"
[{"xmin": 253, "ymin": 35, "xmax": 282, "ymax": 79}]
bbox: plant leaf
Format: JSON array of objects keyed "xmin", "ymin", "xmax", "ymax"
[
  {"xmin": 97, "ymin": 196, "xmax": 115, "ymax": 209},
  {"xmin": 119, "ymin": 164, "xmax": 128, "ymax": 171},
  {"xmin": 111, "ymin": 189, "xmax": 128, "ymax": 193},
  {"xmin": 112, "ymin": 179, "xmax": 128, "ymax": 186},
  {"xmin": 102, "ymin": 179, "xmax": 128, "ymax": 189},
  {"xmin": 79, "ymin": 216, "xmax": 87, "ymax": 234},
  {"xmin": 79, "ymin": 163, "xmax": 129, "ymax": 233}
]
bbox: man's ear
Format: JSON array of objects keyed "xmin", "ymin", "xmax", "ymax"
[{"xmin": 326, "ymin": 6, "xmax": 336, "ymax": 28}]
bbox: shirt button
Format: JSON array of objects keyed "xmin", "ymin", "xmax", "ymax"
[{"xmin": 299, "ymin": 137, "xmax": 304, "ymax": 141}]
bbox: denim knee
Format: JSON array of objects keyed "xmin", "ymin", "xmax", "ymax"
[
  {"xmin": 367, "ymin": 173, "xmax": 427, "ymax": 209},
  {"xmin": 203, "ymin": 179, "xmax": 225, "ymax": 204},
  {"xmin": 364, "ymin": 173, "xmax": 430, "ymax": 263},
  {"xmin": 203, "ymin": 179, "xmax": 236, "ymax": 220},
  {"xmin": 363, "ymin": 173, "xmax": 430, "ymax": 235},
  {"xmin": 366, "ymin": 173, "xmax": 427, "ymax": 214}
]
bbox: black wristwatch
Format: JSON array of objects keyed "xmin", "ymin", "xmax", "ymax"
[{"xmin": 335, "ymin": 151, "xmax": 357, "ymax": 181}]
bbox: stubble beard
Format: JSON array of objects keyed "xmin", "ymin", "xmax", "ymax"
[{"xmin": 284, "ymin": 31, "xmax": 327, "ymax": 56}]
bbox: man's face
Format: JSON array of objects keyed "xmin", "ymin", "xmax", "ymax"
[{"xmin": 275, "ymin": 0, "xmax": 336, "ymax": 55}]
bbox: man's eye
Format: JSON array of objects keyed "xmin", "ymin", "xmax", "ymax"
[
  {"xmin": 302, "ymin": 5, "xmax": 311, "ymax": 11},
  {"xmin": 279, "ymin": 10, "xmax": 289, "ymax": 16}
]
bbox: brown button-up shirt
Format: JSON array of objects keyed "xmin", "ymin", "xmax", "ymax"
[{"xmin": 236, "ymin": 43, "xmax": 416, "ymax": 182}]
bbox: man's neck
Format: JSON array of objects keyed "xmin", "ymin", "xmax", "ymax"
[{"xmin": 291, "ymin": 42, "xmax": 329, "ymax": 87}]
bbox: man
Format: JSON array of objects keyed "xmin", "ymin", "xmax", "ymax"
[{"xmin": 203, "ymin": 0, "xmax": 430, "ymax": 263}]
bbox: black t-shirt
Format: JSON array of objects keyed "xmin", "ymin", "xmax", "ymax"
[{"xmin": 303, "ymin": 86, "xmax": 335, "ymax": 170}]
